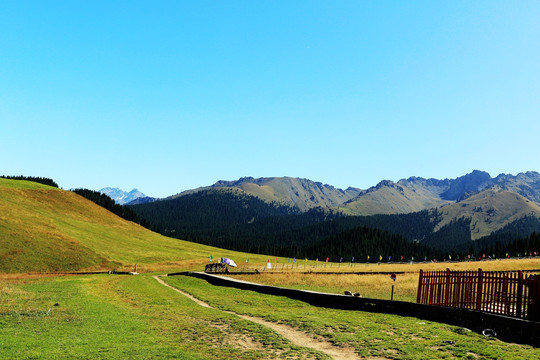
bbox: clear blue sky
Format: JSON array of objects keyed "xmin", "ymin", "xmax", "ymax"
[{"xmin": 2, "ymin": 1, "xmax": 539, "ymax": 198}]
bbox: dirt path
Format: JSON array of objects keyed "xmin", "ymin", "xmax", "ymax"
[{"xmin": 153, "ymin": 275, "xmax": 359, "ymax": 360}]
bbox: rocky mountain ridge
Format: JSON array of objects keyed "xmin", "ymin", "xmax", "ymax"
[
  {"xmin": 342, "ymin": 170, "xmax": 540, "ymax": 215},
  {"xmin": 170, "ymin": 176, "xmax": 362, "ymax": 212},
  {"xmin": 169, "ymin": 170, "xmax": 540, "ymax": 215}
]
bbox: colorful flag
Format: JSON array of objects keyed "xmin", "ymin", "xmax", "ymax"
[
  {"xmin": 209, "ymin": 255, "xmax": 213, "ymax": 263},
  {"xmin": 326, "ymin": 257, "xmax": 329, "ymax": 262},
  {"xmin": 245, "ymin": 258, "xmax": 249, "ymax": 263}
]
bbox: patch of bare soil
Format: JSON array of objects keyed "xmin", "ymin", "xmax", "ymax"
[
  {"xmin": 154, "ymin": 275, "xmax": 364, "ymax": 360},
  {"xmin": 235, "ymin": 313, "xmax": 358, "ymax": 360},
  {"xmin": 210, "ymin": 323, "xmax": 265, "ymax": 351}
]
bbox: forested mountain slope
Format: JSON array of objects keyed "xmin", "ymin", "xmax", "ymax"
[
  {"xmin": 436, "ymin": 188, "xmax": 540, "ymax": 239},
  {"xmin": 130, "ymin": 186, "xmax": 540, "ymax": 257}
]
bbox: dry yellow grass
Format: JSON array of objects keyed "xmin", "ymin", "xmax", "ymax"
[{"xmin": 230, "ymin": 258, "xmax": 540, "ymax": 302}]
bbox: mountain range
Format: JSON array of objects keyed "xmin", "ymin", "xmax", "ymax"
[
  {"xmin": 166, "ymin": 170, "xmax": 540, "ymax": 218},
  {"xmin": 194, "ymin": 170, "xmax": 540, "ymax": 217},
  {"xmin": 128, "ymin": 170, "xmax": 540, "ymax": 251}
]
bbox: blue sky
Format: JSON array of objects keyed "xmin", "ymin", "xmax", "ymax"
[{"xmin": 2, "ymin": 1, "xmax": 539, "ymax": 198}]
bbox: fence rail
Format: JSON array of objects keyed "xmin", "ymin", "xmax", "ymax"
[{"xmin": 417, "ymin": 268, "xmax": 540, "ymax": 321}]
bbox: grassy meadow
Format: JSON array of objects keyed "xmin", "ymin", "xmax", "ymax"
[
  {"xmin": 164, "ymin": 275, "xmax": 540, "ymax": 359},
  {"xmin": 0, "ymin": 273, "xmax": 315, "ymax": 359},
  {"xmin": 2, "ymin": 271, "xmax": 539, "ymax": 360}
]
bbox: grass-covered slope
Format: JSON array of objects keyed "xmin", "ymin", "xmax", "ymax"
[
  {"xmin": 341, "ymin": 181, "xmax": 450, "ymax": 215},
  {"xmin": 436, "ymin": 188, "xmax": 540, "ymax": 240},
  {"xmin": 0, "ymin": 178, "xmax": 246, "ymax": 273}
]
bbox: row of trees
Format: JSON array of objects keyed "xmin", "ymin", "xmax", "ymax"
[
  {"xmin": 0, "ymin": 175, "xmax": 59, "ymax": 188},
  {"xmin": 472, "ymin": 232, "xmax": 540, "ymax": 260},
  {"xmin": 72, "ymin": 188, "xmax": 151, "ymax": 229}
]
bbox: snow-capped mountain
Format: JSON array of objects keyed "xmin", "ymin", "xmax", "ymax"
[{"xmin": 99, "ymin": 187, "xmax": 147, "ymax": 205}]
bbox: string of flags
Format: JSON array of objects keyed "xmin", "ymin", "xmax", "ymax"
[{"xmin": 207, "ymin": 250, "xmax": 539, "ymax": 265}]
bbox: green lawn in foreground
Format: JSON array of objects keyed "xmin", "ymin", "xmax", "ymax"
[
  {"xmin": 164, "ymin": 275, "xmax": 540, "ymax": 360},
  {"xmin": 2, "ymin": 273, "xmax": 539, "ymax": 360},
  {"xmin": 0, "ymin": 274, "xmax": 319, "ymax": 359}
]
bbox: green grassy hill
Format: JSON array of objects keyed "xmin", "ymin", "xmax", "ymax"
[
  {"xmin": 0, "ymin": 178, "xmax": 255, "ymax": 273},
  {"xmin": 436, "ymin": 188, "xmax": 540, "ymax": 240},
  {"xmin": 340, "ymin": 181, "xmax": 450, "ymax": 215}
]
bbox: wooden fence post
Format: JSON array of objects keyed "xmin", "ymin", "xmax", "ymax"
[
  {"xmin": 476, "ymin": 268, "xmax": 483, "ymax": 311},
  {"xmin": 417, "ymin": 270, "xmax": 423, "ymax": 303},
  {"xmin": 444, "ymin": 268, "xmax": 451, "ymax": 306},
  {"xmin": 516, "ymin": 271, "xmax": 523, "ymax": 318}
]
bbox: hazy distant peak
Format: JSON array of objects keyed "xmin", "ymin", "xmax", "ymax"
[
  {"xmin": 99, "ymin": 187, "xmax": 148, "ymax": 205},
  {"xmin": 440, "ymin": 170, "xmax": 493, "ymax": 201},
  {"xmin": 376, "ymin": 180, "xmax": 396, "ymax": 188}
]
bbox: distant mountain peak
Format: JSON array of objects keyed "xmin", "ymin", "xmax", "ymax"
[
  {"xmin": 376, "ymin": 180, "xmax": 396, "ymax": 188},
  {"xmin": 440, "ymin": 170, "xmax": 493, "ymax": 201},
  {"xmin": 99, "ymin": 187, "xmax": 148, "ymax": 205}
]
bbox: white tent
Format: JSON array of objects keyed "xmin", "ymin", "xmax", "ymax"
[{"xmin": 221, "ymin": 258, "xmax": 237, "ymax": 267}]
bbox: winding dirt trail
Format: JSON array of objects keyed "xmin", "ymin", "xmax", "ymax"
[{"xmin": 153, "ymin": 275, "xmax": 359, "ymax": 360}]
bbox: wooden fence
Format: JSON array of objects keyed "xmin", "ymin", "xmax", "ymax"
[{"xmin": 417, "ymin": 268, "xmax": 540, "ymax": 321}]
